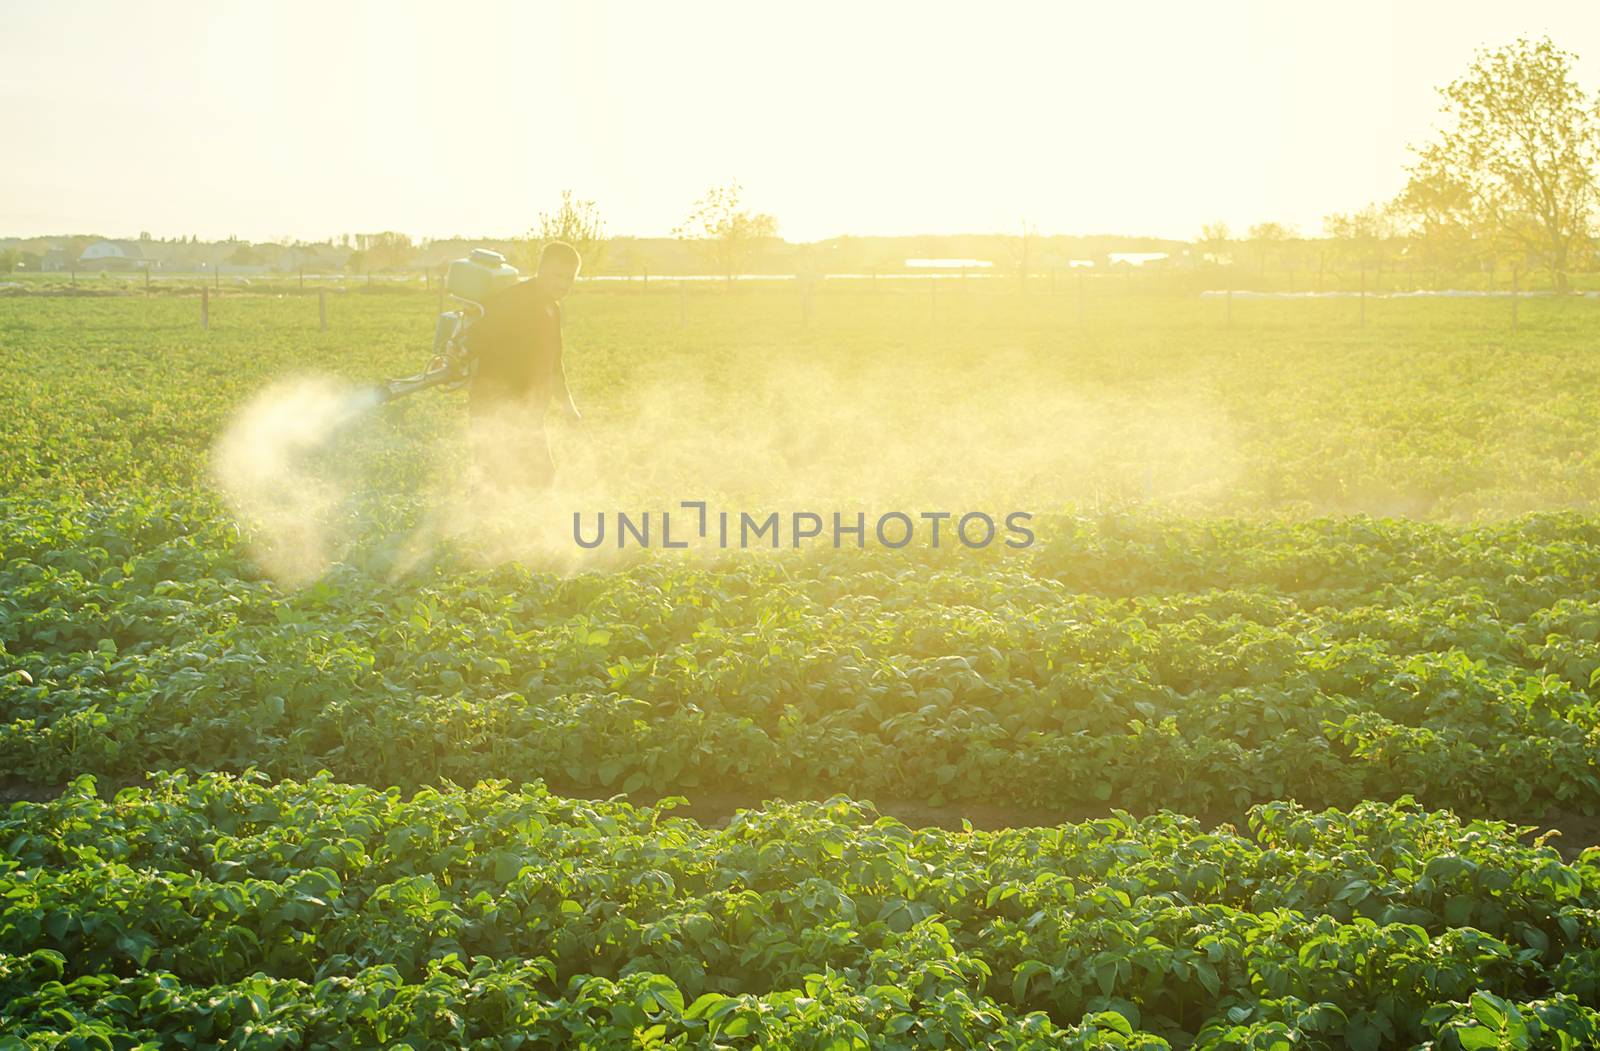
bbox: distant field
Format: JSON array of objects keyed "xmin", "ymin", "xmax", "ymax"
[
  {"xmin": 6, "ymin": 285, "xmax": 1600, "ymax": 514},
  {"xmin": 4, "ymin": 286, "xmax": 1600, "ymax": 1046}
]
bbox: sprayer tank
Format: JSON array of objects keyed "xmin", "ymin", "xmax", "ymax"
[{"xmin": 446, "ymin": 249, "xmax": 520, "ymax": 303}]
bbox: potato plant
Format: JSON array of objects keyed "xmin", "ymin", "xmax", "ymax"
[
  {"xmin": 6, "ymin": 288, "xmax": 1600, "ymax": 1045},
  {"xmin": 2, "ymin": 773, "xmax": 1599, "ymax": 1048}
]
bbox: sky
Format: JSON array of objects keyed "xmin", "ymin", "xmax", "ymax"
[{"xmin": 4, "ymin": 0, "xmax": 1600, "ymax": 244}]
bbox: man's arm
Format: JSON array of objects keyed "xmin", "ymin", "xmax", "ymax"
[
  {"xmin": 548, "ymin": 322, "xmax": 580, "ymax": 421},
  {"xmin": 554, "ymin": 349, "xmax": 580, "ymax": 420}
]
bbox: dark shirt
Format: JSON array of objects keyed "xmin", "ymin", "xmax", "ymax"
[{"xmin": 467, "ymin": 279, "xmax": 562, "ymax": 415}]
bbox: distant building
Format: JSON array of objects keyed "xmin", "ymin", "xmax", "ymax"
[
  {"xmin": 1108, "ymin": 251, "xmax": 1170, "ymax": 268},
  {"xmin": 79, "ymin": 240, "xmax": 147, "ymax": 270}
]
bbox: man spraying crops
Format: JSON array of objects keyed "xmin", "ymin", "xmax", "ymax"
[{"xmin": 466, "ymin": 240, "xmax": 583, "ymax": 494}]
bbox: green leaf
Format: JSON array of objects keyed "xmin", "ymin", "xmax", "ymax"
[
  {"xmin": 1444, "ymin": 894, "xmax": 1475, "ymax": 925},
  {"xmin": 684, "ymin": 993, "xmax": 729, "ymax": 1020},
  {"xmin": 1455, "ymin": 1026, "xmax": 1501, "ymax": 1051},
  {"xmin": 1012, "ymin": 959, "xmax": 1051, "ymax": 1002},
  {"xmin": 1470, "ymin": 991, "xmax": 1507, "ymax": 1029},
  {"xmin": 1095, "ymin": 957, "xmax": 1118, "ymax": 997},
  {"xmin": 493, "ymin": 853, "xmax": 523, "ymax": 882},
  {"xmin": 1346, "ymin": 1015, "xmax": 1382, "ymax": 1051},
  {"xmin": 1092, "ymin": 1010, "xmax": 1134, "ymax": 1036},
  {"xmin": 638, "ymin": 974, "xmax": 684, "ymax": 1016},
  {"xmin": 717, "ymin": 1014, "xmax": 754, "ymax": 1038},
  {"xmin": 1194, "ymin": 958, "xmax": 1221, "ymax": 997}
]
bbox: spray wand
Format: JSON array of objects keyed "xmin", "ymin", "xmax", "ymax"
[{"xmin": 374, "ymin": 249, "xmax": 520, "ymax": 404}]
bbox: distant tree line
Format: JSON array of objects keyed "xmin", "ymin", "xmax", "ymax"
[
  {"xmin": 10, "ymin": 41, "xmax": 1596, "ymax": 291},
  {"xmin": 1198, "ymin": 37, "xmax": 1600, "ymax": 292}
]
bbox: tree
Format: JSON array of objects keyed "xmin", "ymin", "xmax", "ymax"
[
  {"xmin": 674, "ymin": 181, "xmax": 779, "ymax": 282},
  {"xmin": 1401, "ymin": 37, "xmax": 1600, "ymax": 292},
  {"xmin": 0, "ymin": 248, "xmax": 18, "ymax": 274},
  {"xmin": 1196, "ymin": 222, "xmax": 1232, "ymax": 267},
  {"xmin": 1395, "ymin": 163, "xmax": 1486, "ymax": 277},
  {"xmin": 1246, "ymin": 222, "xmax": 1295, "ymax": 279},
  {"xmin": 359, "ymin": 232, "xmax": 414, "ymax": 271},
  {"xmin": 1324, "ymin": 203, "xmax": 1399, "ymax": 276},
  {"xmin": 516, "ymin": 190, "xmax": 606, "ymax": 274}
]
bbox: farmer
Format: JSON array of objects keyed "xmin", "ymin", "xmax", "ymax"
[{"xmin": 466, "ymin": 240, "xmax": 582, "ymax": 494}]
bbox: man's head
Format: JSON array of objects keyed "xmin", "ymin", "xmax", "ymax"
[{"xmin": 535, "ymin": 240, "xmax": 581, "ymax": 300}]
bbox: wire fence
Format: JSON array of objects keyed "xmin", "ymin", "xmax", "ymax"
[{"xmin": 4, "ymin": 264, "xmax": 1589, "ymax": 337}]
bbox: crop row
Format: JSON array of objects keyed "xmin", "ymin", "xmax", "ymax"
[
  {"xmin": 9, "ymin": 293, "xmax": 1600, "ymax": 520},
  {"xmin": 2, "ymin": 772, "xmax": 1599, "ymax": 1048},
  {"xmin": 4, "ymin": 500, "xmax": 1600, "ymax": 818}
]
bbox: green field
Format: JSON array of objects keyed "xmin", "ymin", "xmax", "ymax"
[{"xmin": 5, "ymin": 285, "xmax": 1600, "ymax": 1047}]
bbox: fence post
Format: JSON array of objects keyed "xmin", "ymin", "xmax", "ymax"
[
  {"xmin": 144, "ymin": 266, "xmax": 150, "ymax": 293},
  {"xmin": 214, "ymin": 265, "xmax": 219, "ymax": 290},
  {"xmin": 300, "ymin": 267, "xmax": 305, "ymax": 291},
  {"xmin": 201, "ymin": 286, "xmax": 210, "ymax": 330},
  {"xmin": 1511, "ymin": 265, "xmax": 1519, "ymax": 332},
  {"xmin": 319, "ymin": 287, "xmax": 327, "ymax": 331}
]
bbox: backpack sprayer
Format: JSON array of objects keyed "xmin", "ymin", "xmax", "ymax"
[{"xmin": 375, "ymin": 248, "xmax": 521, "ymax": 403}]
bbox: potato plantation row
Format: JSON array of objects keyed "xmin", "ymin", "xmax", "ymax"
[
  {"xmin": 3, "ymin": 773, "xmax": 1598, "ymax": 1048},
  {"xmin": 5, "ymin": 290, "xmax": 1600, "ymax": 1047},
  {"xmin": 5, "ymin": 501, "xmax": 1600, "ymax": 821}
]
